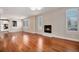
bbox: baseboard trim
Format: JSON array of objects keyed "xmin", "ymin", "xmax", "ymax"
[
  {"xmin": 52, "ymin": 35, "xmax": 79, "ymax": 42},
  {"xmin": 39, "ymin": 33, "xmax": 79, "ymax": 42}
]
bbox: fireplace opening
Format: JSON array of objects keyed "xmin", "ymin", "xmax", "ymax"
[{"xmin": 44, "ymin": 25, "xmax": 52, "ymax": 33}]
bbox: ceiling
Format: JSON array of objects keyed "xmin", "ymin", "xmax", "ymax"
[{"xmin": 0, "ymin": 7, "xmax": 59, "ymax": 19}]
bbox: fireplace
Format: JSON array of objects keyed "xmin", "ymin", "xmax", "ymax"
[
  {"xmin": 44, "ymin": 25, "xmax": 52, "ymax": 33},
  {"xmin": 12, "ymin": 21, "xmax": 17, "ymax": 27}
]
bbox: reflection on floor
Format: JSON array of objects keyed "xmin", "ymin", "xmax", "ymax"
[{"xmin": 0, "ymin": 32, "xmax": 79, "ymax": 52}]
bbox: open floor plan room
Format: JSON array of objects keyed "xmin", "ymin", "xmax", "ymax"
[{"xmin": 0, "ymin": 7, "xmax": 79, "ymax": 52}]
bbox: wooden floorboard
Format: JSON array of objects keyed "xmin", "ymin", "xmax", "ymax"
[{"xmin": 0, "ymin": 32, "xmax": 79, "ymax": 52}]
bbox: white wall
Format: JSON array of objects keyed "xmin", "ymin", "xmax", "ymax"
[{"xmin": 36, "ymin": 8, "xmax": 79, "ymax": 40}]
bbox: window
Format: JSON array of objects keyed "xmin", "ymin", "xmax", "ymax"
[{"xmin": 66, "ymin": 8, "xmax": 78, "ymax": 32}]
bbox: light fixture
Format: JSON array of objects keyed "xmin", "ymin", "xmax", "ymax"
[{"xmin": 30, "ymin": 7, "xmax": 43, "ymax": 11}]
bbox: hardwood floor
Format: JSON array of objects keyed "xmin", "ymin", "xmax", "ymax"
[{"xmin": 0, "ymin": 32, "xmax": 79, "ymax": 52}]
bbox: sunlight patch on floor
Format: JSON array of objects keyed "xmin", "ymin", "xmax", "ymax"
[
  {"xmin": 11, "ymin": 35, "xmax": 17, "ymax": 43},
  {"xmin": 23, "ymin": 35, "xmax": 29, "ymax": 46},
  {"xmin": 37, "ymin": 37, "xmax": 43, "ymax": 52}
]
